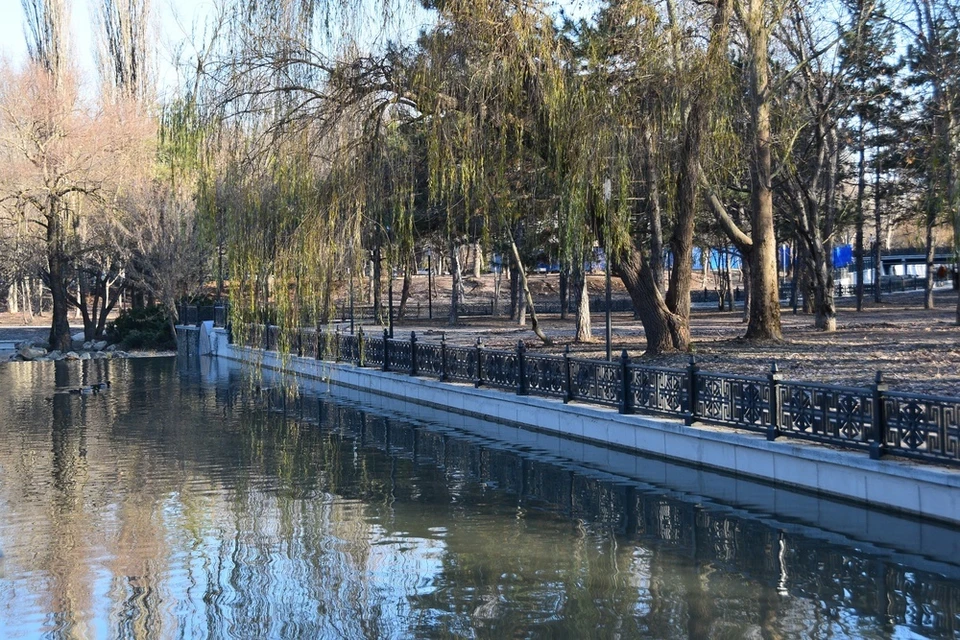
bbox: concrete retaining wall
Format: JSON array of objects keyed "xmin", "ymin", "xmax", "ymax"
[{"xmin": 185, "ymin": 326, "xmax": 960, "ymax": 526}]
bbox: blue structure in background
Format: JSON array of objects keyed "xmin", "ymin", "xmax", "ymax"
[
  {"xmin": 833, "ymin": 244, "xmax": 854, "ymax": 269},
  {"xmin": 583, "ymin": 244, "xmax": 858, "ymax": 274}
]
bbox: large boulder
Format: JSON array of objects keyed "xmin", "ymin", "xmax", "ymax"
[
  {"xmin": 91, "ymin": 340, "xmax": 108, "ymax": 352},
  {"xmin": 79, "ymin": 352, "xmax": 92, "ymax": 360},
  {"xmin": 63, "ymin": 351, "xmax": 80, "ymax": 361},
  {"xmin": 17, "ymin": 345, "xmax": 48, "ymax": 361}
]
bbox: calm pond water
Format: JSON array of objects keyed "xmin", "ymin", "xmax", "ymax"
[{"xmin": 0, "ymin": 357, "xmax": 958, "ymax": 639}]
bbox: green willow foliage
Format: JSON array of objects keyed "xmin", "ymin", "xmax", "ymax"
[{"xmin": 207, "ymin": 0, "xmax": 657, "ymax": 350}]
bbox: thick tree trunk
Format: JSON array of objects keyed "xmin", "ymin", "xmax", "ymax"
[
  {"xmin": 811, "ymin": 259, "xmax": 836, "ymax": 331},
  {"xmin": 666, "ymin": 0, "xmax": 731, "ymax": 321},
  {"xmin": 615, "ymin": 243, "xmax": 689, "ymax": 354},
  {"xmin": 743, "ymin": 0, "xmax": 782, "ymax": 341},
  {"xmin": 46, "ymin": 209, "xmax": 72, "ymax": 352},
  {"xmin": 509, "ymin": 265, "xmax": 519, "ymax": 321}
]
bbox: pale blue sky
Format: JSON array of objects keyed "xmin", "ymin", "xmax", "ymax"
[
  {"xmin": 0, "ymin": 0, "xmax": 435, "ymax": 99},
  {"xmin": 1, "ymin": 0, "xmax": 222, "ymax": 97}
]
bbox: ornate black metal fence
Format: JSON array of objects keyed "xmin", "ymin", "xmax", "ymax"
[
  {"xmin": 231, "ymin": 325, "xmax": 960, "ymax": 467},
  {"xmin": 178, "ymin": 303, "xmax": 229, "ymax": 327}
]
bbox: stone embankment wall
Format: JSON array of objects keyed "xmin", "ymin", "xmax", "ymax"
[{"xmin": 178, "ymin": 325, "xmax": 960, "ymax": 526}]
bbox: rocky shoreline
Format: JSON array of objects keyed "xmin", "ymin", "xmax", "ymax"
[{"xmin": 6, "ymin": 332, "xmax": 133, "ymax": 362}]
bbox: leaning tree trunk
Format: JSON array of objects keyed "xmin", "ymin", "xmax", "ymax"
[
  {"xmin": 508, "ymin": 236, "xmax": 552, "ymax": 345},
  {"xmin": 398, "ymin": 255, "xmax": 413, "ymax": 319}
]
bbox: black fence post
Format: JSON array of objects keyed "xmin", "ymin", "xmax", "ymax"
[
  {"xmin": 226, "ymin": 322, "xmax": 234, "ymax": 345},
  {"xmin": 563, "ymin": 345, "xmax": 572, "ymax": 404},
  {"xmin": 475, "ymin": 338, "xmax": 483, "ymax": 387},
  {"xmin": 767, "ymin": 361, "xmax": 781, "ymax": 441},
  {"xmin": 620, "ymin": 349, "xmax": 633, "ymax": 415},
  {"xmin": 264, "ymin": 323, "xmax": 271, "ymax": 351},
  {"xmin": 332, "ymin": 329, "xmax": 339, "ymax": 362},
  {"xmin": 357, "ymin": 327, "xmax": 365, "ymax": 367},
  {"xmin": 296, "ymin": 329, "xmax": 303, "ymax": 358},
  {"xmin": 440, "ymin": 333, "xmax": 448, "ymax": 381},
  {"xmin": 410, "ymin": 331, "xmax": 418, "ymax": 376},
  {"xmin": 685, "ymin": 355, "xmax": 699, "ymax": 426},
  {"xmin": 383, "ymin": 328, "xmax": 390, "ymax": 372},
  {"xmin": 870, "ymin": 371, "xmax": 888, "ymax": 459},
  {"xmin": 517, "ymin": 340, "xmax": 529, "ymax": 396}
]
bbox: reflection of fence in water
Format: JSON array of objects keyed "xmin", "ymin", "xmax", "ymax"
[
  {"xmin": 254, "ymin": 389, "xmax": 960, "ymax": 636},
  {"xmin": 227, "ymin": 325, "xmax": 960, "ymax": 467}
]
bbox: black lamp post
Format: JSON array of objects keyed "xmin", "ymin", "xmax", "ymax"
[
  {"xmin": 604, "ymin": 179, "xmax": 612, "ymax": 361},
  {"xmin": 387, "ymin": 225, "xmax": 394, "ymax": 338},
  {"xmin": 427, "ymin": 248, "xmax": 433, "ymax": 320}
]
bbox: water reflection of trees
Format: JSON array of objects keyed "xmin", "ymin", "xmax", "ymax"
[{"xmin": 0, "ymin": 359, "xmax": 957, "ymax": 638}]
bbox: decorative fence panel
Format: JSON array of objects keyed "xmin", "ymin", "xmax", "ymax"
[
  {"xmin": 525, "ymin": 354, "xmax": 567, "ymax": 399},
  {"xmin": 214, "ymin": 324, "xmax": 960, "ymax": 467},
  {"xmin": 567, "ymin": 358, "xmax": 622, "ymax": 408},
  {"xmin": 479, "ymin": 350, "xmax": 520, "ymax": 391},
  {"xmin": 632, "ymin": 365, "xmax": 689, "ymax": 418},
  {"xmin": 338, "ymin": 333, "xmax": 359, "ymax": 363},
  {"xmin": 364, "ymin": 336, "xmax": 385, "ymax": 368},
  {"xmin": 777, "ymin": 382, "xmax": 873, "ymax": 449},
  {"xmin": 444, "ymin": 346, "xmax": 477, "ymax": 384},
  {"xmin": 882, "ymin": 392, "xmax": 960, "ymax": 463},
  {"xmin": 418, "ymin": 342, "xmax": 445, "ymax": 378},
  {"xmin": 388, "ymin": 339, "xmax": 413, "ymax": 373}
]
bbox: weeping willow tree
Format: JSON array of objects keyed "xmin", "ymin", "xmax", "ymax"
[{"xmin": 200, "ymin": 0, "xmax": 743, "ymax": 357}]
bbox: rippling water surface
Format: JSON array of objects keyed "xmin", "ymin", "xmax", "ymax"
[{"xmin": 0, "ymin": 357, "xmax": 958, "ymax": 639}]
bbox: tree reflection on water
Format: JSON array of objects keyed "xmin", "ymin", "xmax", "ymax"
[{"xmin": 0, "ymin": 357, "xmax": 956, "ymax": 638}]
